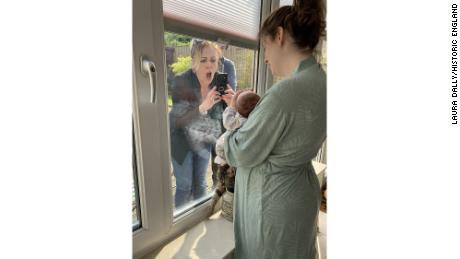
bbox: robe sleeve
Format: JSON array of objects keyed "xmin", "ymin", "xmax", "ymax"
[{"xmin": 224, "ymin": 93, "xmax": 286, "ymax": 168}]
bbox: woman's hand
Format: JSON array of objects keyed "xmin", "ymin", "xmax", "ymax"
[
  {"xmin": 221, "ymin": 85, "xmax": 235, "ymax": 106},
  {"xmin": 199, "ymin": 87, "xmax": 221, "ymax": 113}
]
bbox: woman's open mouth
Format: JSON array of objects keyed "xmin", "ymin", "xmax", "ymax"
[{"xmin": 206, "ymin": 72, "xmax": 212, "ymax": 80}]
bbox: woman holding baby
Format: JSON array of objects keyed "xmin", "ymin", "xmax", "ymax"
[{"xmin": 223, "ymin": 0, "xmax": 327, "ymax": 258}]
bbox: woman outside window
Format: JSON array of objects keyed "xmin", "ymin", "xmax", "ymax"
[{"xmin": 169, "ymin": 40, "xmax": 235, "ymax": 208}]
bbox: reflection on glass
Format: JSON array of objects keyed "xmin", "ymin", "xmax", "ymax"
[
  {"xmin": 132, "ymin": 177, "xmax": 140, "ymax": 228},
  {"xmin": 132, "ymin": 130, "xmax": 141, "ymax": 230},
  {"xmin": 165, "ymin": 32, "xmax": 255, "ymax": 214}
]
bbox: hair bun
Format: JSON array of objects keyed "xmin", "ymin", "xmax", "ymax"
[
  {"xmin": 293, "ymin": 0, "xmax": 325, "ymax": 31},
  {"xmin": 295, "ymin": 9, "xmax": 316, "ymax": 26},
  {"xmin": 259, "ymin": 0, "xmax": 325, "ymax": 51},
  {"xmin": 293, "ymin": 0, "xmax": 321, "ymax": 11}
]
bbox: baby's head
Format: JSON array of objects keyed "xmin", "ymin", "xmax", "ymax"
[{"xmin": 236, "ymin": 91, "xmax": 260, "ymax": 118}]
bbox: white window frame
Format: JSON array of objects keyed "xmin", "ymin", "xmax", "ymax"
[{"xmin": 132, "ymin": 0, "xmax": 277, "ymax": 258}]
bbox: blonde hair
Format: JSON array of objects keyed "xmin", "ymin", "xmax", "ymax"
[{"xmin": 190, "ymin": 39, "xmax": 221, "ymax": 72}]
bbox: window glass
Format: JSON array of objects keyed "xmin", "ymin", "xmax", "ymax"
[
  {"xmin": 132, "ymin": 177, "xmax": 140, "ymax": 228},
  {"xmin": 132, "ymin": 132, "xmax": 141, "ymax": 230},
  {"xmin": 164, "ymin": 31, "xmax": 256, "ymax": 214}
]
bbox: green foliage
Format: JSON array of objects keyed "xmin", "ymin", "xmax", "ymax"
[
  {"xmin": 171, "ymin": 56, "xmax": 192, "ymax": 75},
  {"xmin": 242, "ymin": 50, "xmax": 254, "ymax": 89},
  {"xmin": 164, "ymin": 32, "xmax": 192, "ymax": 47},
  {"xmin": 168, "ymin": 95, "xmax": 172, "ymax": 107},
  {"xmin": 235, "ymin": 49, "xmax": 255, "ymax": 89}
]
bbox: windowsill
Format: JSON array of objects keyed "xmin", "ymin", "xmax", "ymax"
[
  {"xmin": 142, "ymin": 211, "xmax": 235, "ymax": 259},
  {"xmin": 141, "ymin": 161, "xmax": 326, "ymax": 259}
]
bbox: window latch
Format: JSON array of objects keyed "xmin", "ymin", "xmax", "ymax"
[{"xmin": 140, "ymin": 56, "xmax": 157, "ymax": 103}]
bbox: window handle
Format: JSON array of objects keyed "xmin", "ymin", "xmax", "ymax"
[{"xmin": 140, "ymin": 56, "xmax": 156, "ymax": 103}]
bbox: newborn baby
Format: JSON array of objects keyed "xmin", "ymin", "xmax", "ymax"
[
  {"xmin": 215, "ymin": 90, "xmax": 261, "ymax": 166},
  {"xmin": 211, "ymin": 90, "xmax": 260, "ymax": 216}
]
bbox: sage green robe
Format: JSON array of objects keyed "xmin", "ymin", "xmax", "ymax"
[{"xmin": 224, "ymin": 56, "xmax": 326, "ymax": 259}]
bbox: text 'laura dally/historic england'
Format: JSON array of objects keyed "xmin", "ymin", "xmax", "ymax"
[{"xmin": 452, "ymin": 3, "xmax": 458, "ymax": 125}]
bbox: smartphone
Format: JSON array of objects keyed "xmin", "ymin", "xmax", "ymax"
[{"xmin": 215, "ymin": 73, "xmax": 228, "ymax": 96}]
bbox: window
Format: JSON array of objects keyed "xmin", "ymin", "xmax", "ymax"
[
  {"xmin": 164, "ymin": 31, "xmax": 257, "ymax": 216},
  {"xmin": 133, "ymin": 0, "xmax": 272, "ymax": 257},
  {"xmin": 279, "ymin": 0, "xmax": 293, "ymax": 7}
]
